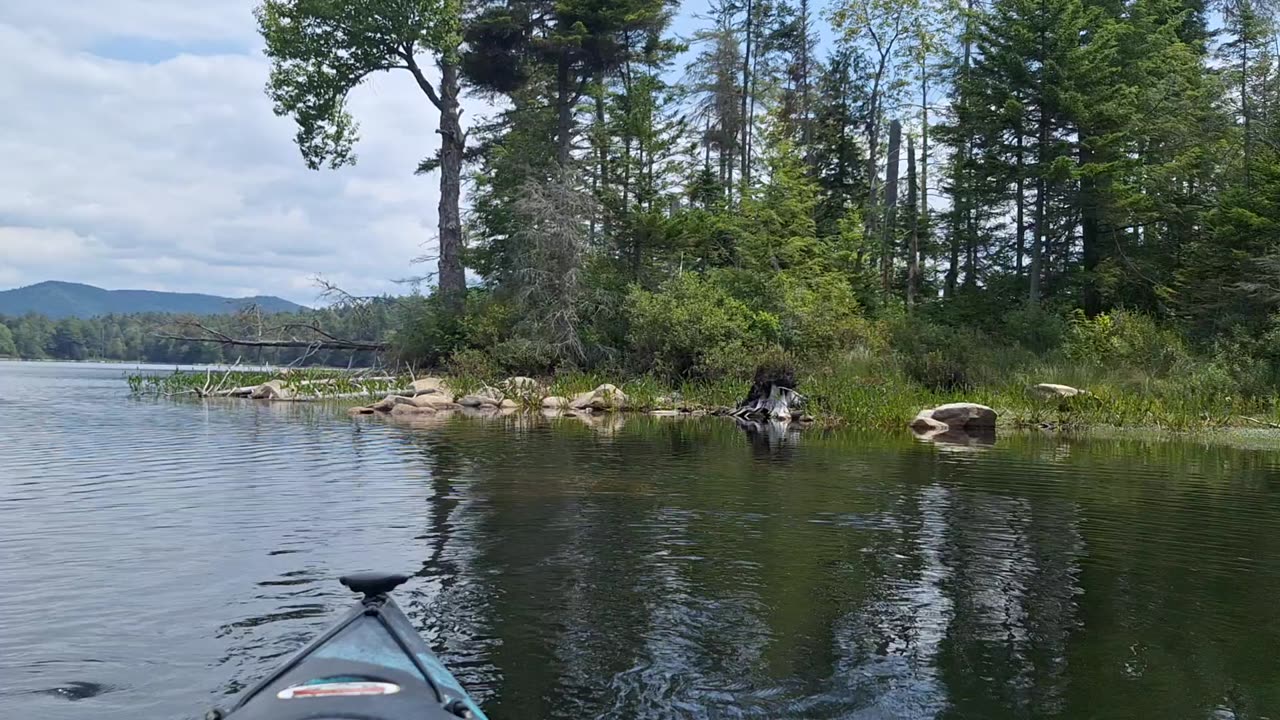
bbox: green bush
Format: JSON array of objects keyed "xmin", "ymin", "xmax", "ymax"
[
  {"xmin": 626, "ymin": 273, "xmax": 773, "ymax": 380},
  {"xmin": 489, "ymin": 338, "xmax": 558, "ymax": 376},
  {"xmin": 447, "ymin": 348, "xmax": 499, "ymax": 380},
  {"xmin": 1063, "ymin": 309, "xmax": 1188, "ymax": 374},
  {"xmin": 1000, "ymin": 303, "xmax": 1068, "ymax": 353},
  {"xmin": 773, "ymin": 273, "xmax": 875, "ymax": 356}
]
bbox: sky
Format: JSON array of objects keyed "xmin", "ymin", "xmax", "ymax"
[
  {"xmin": 0, "ymin": 0, "xmax": 494, "ymax": 306},
  {"xmin": 0, "ymin": 1, "xmax": 768, "ymax": 307}
]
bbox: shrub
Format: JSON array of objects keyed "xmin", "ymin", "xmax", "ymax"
[
  {"xmin": 625, "ymin": 273, "xmax": 773, "ymax": 380},
  {"xmin": 489, "ymin": 338, "xmax": 558, "ymax": 376},
  {"xmin": 1063, "ymin": 309, "xmax": 1188, "ymax": 374},
  {"xmin": 447, "ymin": 348, "xmax": 499, "ymax": 380},
  {"xmin": 1000, "ymin": 303, "xmax": 1068, "ymax": 353},
  {"xmin": 774, "ymin": 273, "xmax": 874, "ymax": 356}
]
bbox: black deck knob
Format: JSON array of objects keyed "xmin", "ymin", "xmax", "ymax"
[{"xmin": 339, "ymin": 572, "xmax": 410, "ymax": 598}]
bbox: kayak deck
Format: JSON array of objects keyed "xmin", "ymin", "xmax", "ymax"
[{"xmin": 218, "ymin": 573, "xmax": 486, "ymax": 720}]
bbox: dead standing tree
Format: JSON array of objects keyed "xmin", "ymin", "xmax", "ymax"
[{"xmin": 506, "ymin": 168, "xmax": 600, "ymax": 366}]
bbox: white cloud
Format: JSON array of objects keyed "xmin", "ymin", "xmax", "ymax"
[{"xmin": 0, "ymin": 1, "xmax": 481, "ymax": 305}]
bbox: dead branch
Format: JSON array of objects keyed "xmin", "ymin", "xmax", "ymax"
[{"xmin": 155, "ymin": 320, "xmax": 387, "ymax": 352}]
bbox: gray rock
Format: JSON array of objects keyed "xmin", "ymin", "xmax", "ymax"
[
  {"xmin": 371, "ymin": 395, "xmax": 417, "ymax": 412},
  {"xmin": 410, "ymin": 377, "xmax": 452, "ymax": 397},
  {"xmin": 928, "ymin": 402, "xmax": 997, "ymax": 429},
  {"xmin": 412, "ymin": 393, "xmax": 461, "ymax": 410},
  {"xmin": 390, "ymin": 403, "xmax": 435, "ymax": 416},
  {"xmin": 909, "ymin": 411, "xmax": 950, "ymax": 433},
  {"xmin": 250, "ymin": 379, "xmax": 293, "ymax": 400},
  {"xmin": 910, "ymin": 403, "xmax": 997, "ymax": 433},
  {"xmin": 569, "ymin": 383, "xmax": 628, "ymax": 411},
  {"xmin": 1029, "ymin": 383, "xmax": 1085, "ymax": 400},
  {"xmin": 542, "ymin": 396, "xmax": 571, "ymax": 409}
]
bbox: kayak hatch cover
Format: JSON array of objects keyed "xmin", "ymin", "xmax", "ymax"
[{"xmin": 210, "ymin": 572, "xmax": 488, "ymax": 720}]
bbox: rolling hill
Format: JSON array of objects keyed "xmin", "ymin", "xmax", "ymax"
[{"xmin": 0, "ymin": 281, "xmax": 307, "ymax": 319}]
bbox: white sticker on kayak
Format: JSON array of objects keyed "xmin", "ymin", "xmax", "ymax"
[{"xmin": 277, "ymin": 681, "xmax": 401, "ymax": 699}]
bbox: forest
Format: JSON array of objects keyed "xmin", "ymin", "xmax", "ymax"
[
  {"xmin": 8, "ymin": 0, "xmax": 1280, "ymax": 427},
  {"xmin": 251, "ymin": 0, "xmax": 1280, "ymax": 413}
]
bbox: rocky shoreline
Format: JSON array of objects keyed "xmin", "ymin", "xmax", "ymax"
[{"xmin": 344, "ymin": 376, "xmax": 818, "ymax": 425}]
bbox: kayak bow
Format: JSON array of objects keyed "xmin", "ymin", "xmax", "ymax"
[{"xmin": 211, "ymin": 572, "xmax": 487, "ymax": 720}]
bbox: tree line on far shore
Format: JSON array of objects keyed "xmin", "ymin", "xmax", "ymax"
[{"xmin": 0, "ymin": 307, "xmax": 393, "ymax": 367}]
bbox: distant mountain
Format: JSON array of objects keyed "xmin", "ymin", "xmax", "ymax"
[{"xmin": 0, "ymin": 281, "xmax": 307, "ymax": 319}]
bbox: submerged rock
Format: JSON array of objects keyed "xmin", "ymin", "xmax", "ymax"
[
  {"xmin": 347, "ymin": 406, "xmax": 375, "ymax": 416},
  {"xmin": 390, "ymin": 403, "xmax": 435, "ymax": 416}
]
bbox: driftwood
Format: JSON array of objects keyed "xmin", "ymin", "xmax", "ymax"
[{"xmin": 154, "ymin": 320, "xmax": 388, "ymax": 352}]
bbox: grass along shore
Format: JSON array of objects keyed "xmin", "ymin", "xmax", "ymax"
[{"xmin": 126, "ymin": 354, "xmax": 1280, "ymax": 434}]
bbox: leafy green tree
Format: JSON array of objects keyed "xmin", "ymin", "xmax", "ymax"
[{"xmin": 255, "ymin": 0, "xmax": 467, "ymax": 311}]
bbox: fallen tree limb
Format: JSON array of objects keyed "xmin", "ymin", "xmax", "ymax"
[
  {"xmin": 154, "ymin": 320, "xmax": 388, "ymax": 352},
  {"xmin": 153, "ymin": 333, "xmax": 387, "ymax": 352}
]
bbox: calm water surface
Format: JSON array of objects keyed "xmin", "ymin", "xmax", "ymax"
[{"xmin": 3, "ymin": 361, "xmax": 1280, "ymax": 719}]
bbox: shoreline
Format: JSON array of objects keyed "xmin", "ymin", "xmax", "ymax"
[{"xmin": 120, "ymin": 365, "xmax": 1280, "ymax": 442}]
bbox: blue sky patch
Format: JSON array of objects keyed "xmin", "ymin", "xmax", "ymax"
[{"xmin": 87, "ymin": 35, "xmax": 247, "ymax": 63}]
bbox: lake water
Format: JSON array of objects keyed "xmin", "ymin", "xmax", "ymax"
[{"xmin": 3, "ymin": 361, "xmax": 1280, "ymax": 719}]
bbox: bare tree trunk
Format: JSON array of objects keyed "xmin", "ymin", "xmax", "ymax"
[
  {"xmin": 920, "ymin": 67, "xmax": 929, "ymax": 286},
  {"xmin": 437, "ymin": 57, "xmax": 466, "ymax": 314},
  {"xmin": 799, "ymin": 0, "xmax": 812, "ymax": 151},
  {"xmin": 1015, "ymin": 132, "xmax": 1026, "ymax": 275},
  {"xmin": 946, "ymin": 0, "xmax": 974, "ymax": 299},
  {"xmin": 556, "ymin": 54, "xmax": 573, "ymax": 166},
  {"xmin": 907, "ymin": 136, "xmax": 920, "ymax": 307},
  {"xmin": 1243, "ymin": 27, "xmax": 1251, "ymax": 191},
  {"xmin": 1030, "ymin": 8, "xmax": 1048, "ymax": 304},
  {"xmin": 882, "ymin": 120, "xmax": 902, "ymax": 296},
  {"xmin": 740, "ymin": 0, "xmax": 754, "ymax": 191},
  {"xmin": 592, "ymin": 67, "xmax": 608, "ymax": 241},
  {"xmin": 1079, "ymin": 138, "xmax": 1102, "ymax": 315}
]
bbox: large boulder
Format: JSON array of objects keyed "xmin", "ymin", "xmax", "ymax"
[
  {"xmin": 412, "ymin": 394, "xmax": 461, "ymax": 410},
  {"xmin": 929, "ymin": 402, "xmax": 997, "ymax": 428},
  {"xmin": 1029, "ymin": 383, "xmax": 1086, "ymax": 400},
  {"xmin": 909, "ymin": 411, "xmax": 950, "ymax": 433},
  {"xmin": 390, "ymin": 403, "xmax": 435, "ymax": 416},
  {"xmin": 910, "ymin": 402, "xmax": 997, "ymax": 433},
  {"xmin": 569, "ymin": 383, "xmax": 628, "ymax": 411},
  {"xmin": 458, "ymin": 387, "xmax": 503, "ymax": 408},
  {"xmin": 541, "ymin": 396, "xmax": 571, "ymax": 409},
  {"xmin": 371, "ymin": 395, "xmax": 417, "ymax": 413},
  {"xmin": 250, "ymin": 379, "xmax": 293, "ymax": 400},
  {"xmin": 502, "ymin": 376, "xmax": 540, "ymax": 396},
  {"xmin": 410, "ymin": 377, "xmax": 453, "ymax": 397}
]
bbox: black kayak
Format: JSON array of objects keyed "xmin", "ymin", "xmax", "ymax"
[{"xmin": 210, "ymin": 572, "xmax": 487, "ymax": 720}]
